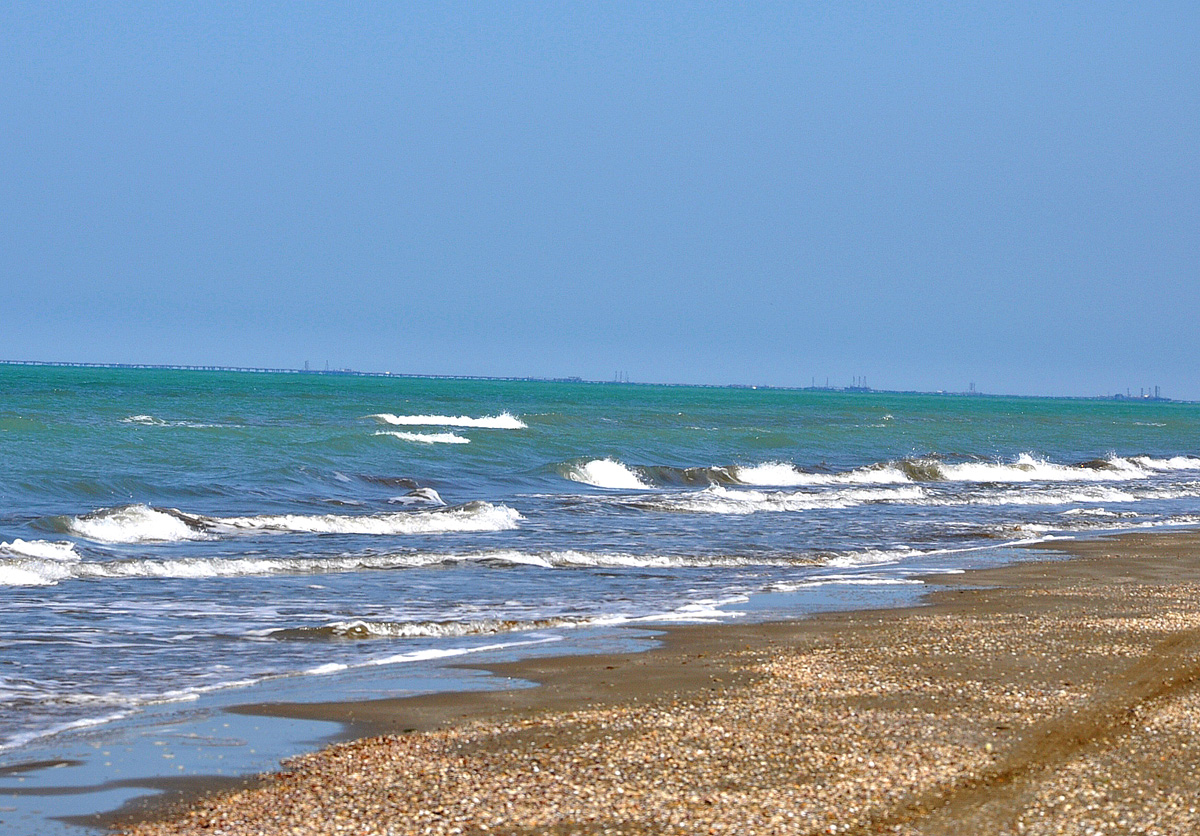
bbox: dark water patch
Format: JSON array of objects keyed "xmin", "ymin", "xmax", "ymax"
[
  {"xmin": 0, "ymin": 758, "xmax": 84, "ymax": 776},
  {"xmin": 359, "ymin": 475, "xmax": 422, "ymax": 489},
  {"xmin": 640, "ymin": 465, "xmax": 738, "ymax": 487}
]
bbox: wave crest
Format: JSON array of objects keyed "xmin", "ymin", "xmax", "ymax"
[
  {"xmin": 367, "ymin": 412, "xmax": 526, "ymax": 429},
  {"xmin": 374, "ymin": 430, "xmax": 470, "ymax": 445},
  {"xmin": 565, "ymin": 453, "xmax": 1200, "ymax": 491},
  {"xmin": 57, "ymin": 502, "xmax": 521, "ymax": 544},
  {"xmin": 630, "ymin": 485, "xmax": 926, "ymax": 515},
  {"xmin": 733, "ymin": 462, "xmax": 910, "ymax": 486},
  {"xmin": 64, "ymin": 506, "xmax": 210, "ymax": 544},
  {"xmin": 563, "ymin": 459, "xmax": 653, "ymax": 490}
]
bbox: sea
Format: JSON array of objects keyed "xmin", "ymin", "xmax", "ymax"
[{"xmin": 2, "ymin": 364, "xmax": 1200, "ymax": 832}]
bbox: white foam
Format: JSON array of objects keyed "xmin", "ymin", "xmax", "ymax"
[
  {"xmin": 0, "ymin": 547, "xmax": 828, "ymax": 586},
  {"xmin": 0, "ymin": 540, "xmax": 83, "ymax": 586},
  {"xmin": 938, "ymin": 453, "xmax": 1147, "ymax": 483},
  {"xmin": 565, "ymin": 459, "xmax": 653, "ymax": 490},
  {"xmin": 122, "ymin": 414, "xmax": 167, "ymax": 426},
  {"xmin": 66, "ymin": 505, "xmax": 207, "ymax": 544},
  {"xmin": 640, "ymin": 485, "xmax": 925, "ymax": 515},
  {"xmin": 368, "ymin": 412, "xmax": 526, "ymax": 429},
  {"xmin": 304, "ymin": 616, "xmax": 593, "ymax": 640},
  {"xmin": 1061, "ymin": 508, "xmax": 1139, "ymax": 518},
  {"xmin": 0, "ymin": 563, "xmax": 72, "ymax": 586},
  {"xmin": 0, "ymin": 711, "xmax": 133, "ymax": 753},
  {"xmin": 733, "ymin": 462, "xmax": 910, "ymax": 486},
  {"xmin": 62, "ymin": 502, "xmax": 521, "ymax": 545},
  {"xmin": 215, "ymin": 503, "xmax": 521, "ymax": 536},
  {"xmin": 304, "ymin": 663, "xmax": 348, "ymax": 675},
  {"xmin": 121, "ymin": 414, "xmax": 235, "ymax": 429},
  {"xmin": 823, "ymin": 548, "xmax": 929, "ymax": 568},
  {"xmin": 769, "ymin": 575, "xmax": 924, "ymax": 592},
  {"xmin": 1129, "ymin": 455, "xmax": 1200, "ymax": 471},
  {"xmin": 387, "ymin": 488, "xmax": 446, "ymax": 506},
  {"xmin": 0, "ymin": 539, "xmax": 81, "ymax": 561},
  {"xmin": 956, "ymin": 486, "xmax": 1140, "ymax": 507},
  {"xmin": 375, "ymin": 430, "xmax": 470, "ymax": 444}
]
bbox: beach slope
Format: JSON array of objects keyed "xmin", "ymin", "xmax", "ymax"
[{"xmin": 117, "ymin": 531, "xmax": 1200, "ymax": 835}]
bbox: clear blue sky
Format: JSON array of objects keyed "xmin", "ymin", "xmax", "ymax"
[{"xmin": 2, "ymin": 3, "xmax": 1197, "ymax": 397}]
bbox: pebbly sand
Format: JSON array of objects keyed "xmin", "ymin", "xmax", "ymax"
[{"xmin": 110, "ymin": 531, "xmax": 1200, "ymax": 835}]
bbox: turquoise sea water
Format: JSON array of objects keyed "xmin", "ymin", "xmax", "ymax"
[{"xmin": 2, "ymin": 365, "xmax": 1200, "ymax": 828}]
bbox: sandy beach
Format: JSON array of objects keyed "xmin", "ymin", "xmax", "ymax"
[{"xmin": 109, "ymin": 531, "xmax": 1200, "ymax": 835}]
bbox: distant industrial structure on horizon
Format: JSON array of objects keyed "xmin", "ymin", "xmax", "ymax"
[{"xmin": 0, "ymin": 360, "xmax": 1179, "ymax": 403}]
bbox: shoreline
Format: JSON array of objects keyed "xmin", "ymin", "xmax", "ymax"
[{"xmin": 99, "ymin": 530, "xmax": 1200, "ymax": 833}]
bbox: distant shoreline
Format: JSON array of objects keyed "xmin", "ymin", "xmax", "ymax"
[{"xmin": 0, "ymin": 358, "xmax": 1180, "ymax": 403}]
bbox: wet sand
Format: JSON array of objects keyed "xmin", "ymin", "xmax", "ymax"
[{"xmin": 113, "ymin": 531, "xmax": 1200, "ymax": 835}]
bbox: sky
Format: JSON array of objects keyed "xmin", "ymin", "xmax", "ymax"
[{"xmin": 1, "ymin": 3, "xmax": 1197, "ymax": 398}]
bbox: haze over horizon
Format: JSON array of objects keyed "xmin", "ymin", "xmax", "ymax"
[{"xmin": 3, "ymin": 4, "xmax": 1197, "ymax": 399}]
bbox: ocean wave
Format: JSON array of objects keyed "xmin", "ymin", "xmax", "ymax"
[
  {"xmin": 64, "ymin": 505, "xmax": 210, "ymax": 543},
  {"xmin": 56, "ymin": 502, "xmax": 521, "ymax": 544},
  {"xmin": 214, "ymin": 502, "xmax": 520, "ymax": 536},
  {"xmin": 0, "ymin": 540, "xmax": 82, "ymax": 586},
  {"xmin": 0, "ymin": 539, "xmax": 81, "ymax": 561},
  {"xmin": 563, "ymin": 459, "xmax": 654, "ymax": 490},
  {"xmin": 270, "ymin": 616, "xmax": 596, "ymax": 641},
  {"xmin": 0, "ymin": 548, "xmax": 827, "ymax": 587},
  {"xmin": 374, "ymin": 430, "xmax": 471, "ymax": 444},
  {"xmin": 121, "ymin": 414, "xmax": 238, "ymax": 429},
  {"xmin": 367, "ymin": 412, "xmax": 526, "ymax": 429},
  {"xmin": 951, "ymin": 486, "xmax": 1142, "ymax": 507},
  {"xmin": 387, "ymin": 487, "xmax": 447, "ymax": 506},
  {"xmin": 1129, "ymin": 455, "xmax": 1200, "ymax": 471},
  {"xmin": 629, "ymin": 485, "xmax": 926, "ymax": 515},
  {"xmin": 732, "ymin": 462, "xmax": 910, "ymax": 486},
  {"xmin": 1060, "ymin": 507, "xmax": 1140, "ymax": 518},
  {"xmin": 767, "ymin": 575, "xmax": 924, "ymax": 592},
  {"xmin": 557, "ymin": 452, "xmax": 1198, "ymax": 492}
]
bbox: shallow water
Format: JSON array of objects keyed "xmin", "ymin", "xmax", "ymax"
[{"xmin": 2, "ymin": 366, "xmax": 1199, "ymax": 778}]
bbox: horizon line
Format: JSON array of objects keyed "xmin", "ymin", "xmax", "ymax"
[{"xmin": 0, "ymin": 358, "xmax": 1181, "ymax": 404}]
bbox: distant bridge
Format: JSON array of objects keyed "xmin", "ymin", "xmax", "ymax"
[{"xmin": 0, "ymin": 359, "xmax": 586, "ymax": 384}]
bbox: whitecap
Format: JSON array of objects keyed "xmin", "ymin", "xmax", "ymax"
[
  {"xmin": 937, "ymin": 453, "xmax": 1147, "ymax": 483},
  {"xmin": 564, "ymin": 459, "xmax": 654, "ymax": 490},
  {"xmin": 387, "ymin": 487, "xmax": 446, "ymax": 506},
  {"xmin": 121, "ymin": 414, "xmax": 168, "ymax": 426},
  {"xmin": 66, "ymin": 506, "xmax": 208, "ymax": 544},
  {"xmin": 368, "ymin": 412, "xmax": 526, "ymax": 429},
  {"xmin": 733, "ymin": 462, "xmax": 911, "ymax": 486},
  {"xmin": 213, "ymin": 502, "xmax": 521, "ymax": 536},
  {"xmin": 635, "ymin": 485, "xmax": 925, "ymax": 515},
  {"xmin": 61, "ymin": 502, "xmax": 521, "ymax": 545},
  {"xmin": 1128, "ymin": 455, "xmax": 1200, "ymax": 471},
  {"xmin": 374, "ymin": 430, "xmax": 470, "ymax": 444},
  {"xmin": 0, "ymin": 539, "xmax": 81, "ymax": 561}
]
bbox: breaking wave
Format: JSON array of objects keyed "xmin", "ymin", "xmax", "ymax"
[
  {"xmin": 563, "ymin": 459, "xmax": 654, "ymax": 490},
  {"xmin": 64, "ymin": 505, "xmax": 209, "ymax": 543},
  {"xmin": 270, "ymin": 599, "xmax": 747, "ymax": 641},
  {"xmin": 0, "ymin": 539, "xmax": 83, "ymax": 586},
  {"xmin": 0, "ymin": 548, "xmax": 827, "ymax": 587},
  {"xmin": 375, "ymin": 430, "xmax": 471, "ymax": 444},
  {"xmin": 564, "ymin": 453, "xmax": 1200, "ymax": 491},
  {"xmin": 368, "ymin": 412, "xmax": 526, "ymax": 429},
  {"xmin": 628, "ymin": 485, "xmax": 926, "ymax": 515},
  {"xmin": 122, "ymin": 415, "xmax": 237, "ymax": 429},
  {"xmin": 0, "ymin": 539, "xmax": 81, "ymax": 561},
  {"xmin": 56, "ymin": 502, "xmax": 522, "ymax": 544},
  {"xmin": 270, "ymin": 616, "xmax": 596, "ymax": 641},
  {"xmin": 732, "ymin": 462, "xmax": 910, "ymax": 486},
  {"xmin": 387, "ymin": 487, "xmax": 447, "ymax": 506}
]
